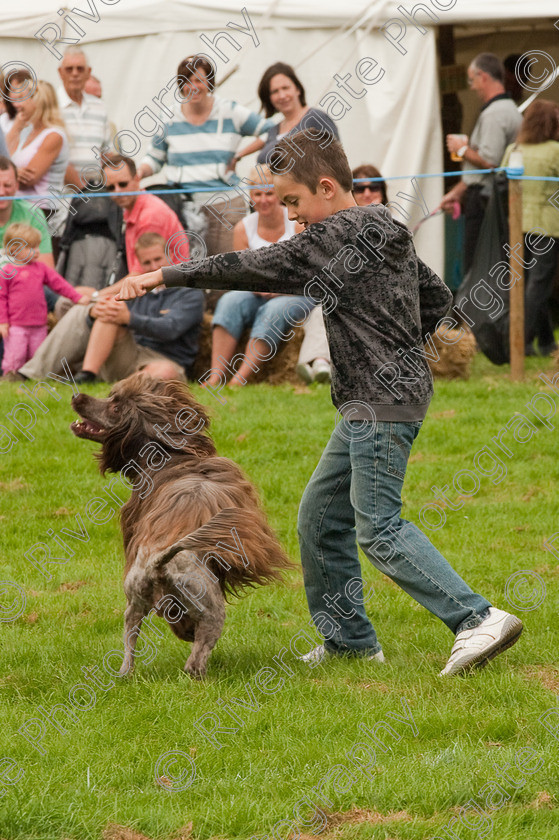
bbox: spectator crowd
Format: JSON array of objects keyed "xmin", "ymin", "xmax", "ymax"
[{"xmin": 0, "ymin": 47, "xmax": 558, "ymax": 386}]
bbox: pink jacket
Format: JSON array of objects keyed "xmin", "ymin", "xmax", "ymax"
[{"xmin": 0, "ymin": 261, "xmax": 82, "ymax": 326}]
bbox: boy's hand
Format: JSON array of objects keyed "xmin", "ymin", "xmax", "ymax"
[
  {"xmin": 116, "ymin": 270, "xmax": 164, "ymax": 300},
  {"xmin": 0, "ymin": 323, "xmax": 9, "ymax": 338}
]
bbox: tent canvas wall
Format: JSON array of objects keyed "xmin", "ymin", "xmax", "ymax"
[{"xmin": 1, "ymin": 0, "xmax": 558, "ymax": 275}]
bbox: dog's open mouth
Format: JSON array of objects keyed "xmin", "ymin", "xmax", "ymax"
[{"xmin": 70, "ymin": 417, "xmax": 107, "ymax": 441}]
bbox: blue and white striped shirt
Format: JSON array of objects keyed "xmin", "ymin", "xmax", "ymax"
[{"xmin": 142, "ymin": 96, "xmax": 272, "ymax": 192}]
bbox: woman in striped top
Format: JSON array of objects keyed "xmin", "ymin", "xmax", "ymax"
[{"xmin": 138, "ymin": 55, "xmax": 272, "ymax": 255}]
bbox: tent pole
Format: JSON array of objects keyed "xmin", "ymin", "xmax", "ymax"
[{"xmin": 508, "ymin": 177, "xmax": 524, "ymax": 380}]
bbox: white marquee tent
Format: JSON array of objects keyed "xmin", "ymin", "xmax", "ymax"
[{"xmin": 1, "ymin": 0, "xmax": 558, "ymax": 272}]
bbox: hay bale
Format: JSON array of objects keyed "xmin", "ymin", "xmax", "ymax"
[
  {"xmin": 427, "ymin": 327, "xmax": 477, "ymax": 380},
  {"xmin": 191, "ymin": 312, "xmax": 304, "ymax": 385},
  {"xmin": 192, "ymin": 319, "xmax": 477, "ymax": 385}
]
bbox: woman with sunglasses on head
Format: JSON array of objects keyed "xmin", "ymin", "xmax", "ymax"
[
  {"xmin": 138, "ymin": 55, "xmax": 272, "ymax": 257},
  {"xmin": 228, "ymin": 62, "xmax": 339, "ymax": 171}
]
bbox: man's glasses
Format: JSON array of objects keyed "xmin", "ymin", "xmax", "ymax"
[
  {"xmin": 106, "ymin": 181, "xmax": 132, "ymax": 191},
  {"xmin": 353, "ymin": 183, "xmax": 381, "ymax": 194},
  {"xmin": 61, "ymin": 66, "xmax": 87, "ymax": 74}
]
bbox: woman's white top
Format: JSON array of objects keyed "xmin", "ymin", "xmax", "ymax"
[
  {"xmin": 12, "ymin": 126, "xmax": 69, "ymax": 207},
  {"xmin": 242, "ymin": 207, "xmax": 296, "ymax": 250}
]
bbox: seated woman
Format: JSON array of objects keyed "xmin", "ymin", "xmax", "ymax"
[
  {"xmin": 203, "ymin": 167, "xmax": 315, "ymax": 387},
  {"xmin": 8, "ymin": 81, "xmax": 69, "ymax": 243},
  {"xmin": 229, "ymin": 62, "xmax": 339, "ymax": 170},
  {"xmin": 297, "ymin": 163, "xmax": 388, "ymax": 383},
  {"xmin": 351, "ymin": 163, "xmax": 388, "ymax": 206}
]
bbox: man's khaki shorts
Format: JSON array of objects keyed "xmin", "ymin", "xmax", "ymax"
[{"xmin": 99, "ymin": 330, "xmax": 187, "ymax": 382}]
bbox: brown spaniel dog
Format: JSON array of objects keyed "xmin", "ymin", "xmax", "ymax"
[{"xmin": 71, "ymin": 373, "xmax": 291, "ymax": 677}]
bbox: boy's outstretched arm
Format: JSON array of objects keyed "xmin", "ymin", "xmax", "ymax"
[
  {"xmin": 163, "ymin": 228, "xmax": 322, "ymax": 296},
  {"xmin": 116, "ymin": 270, "xmax": 165, "ymax": 300}
]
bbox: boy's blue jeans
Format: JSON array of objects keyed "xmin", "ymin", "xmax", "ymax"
[{"xmin": 298, "ymin": 418, "xmax": 491, "ymax": 656}]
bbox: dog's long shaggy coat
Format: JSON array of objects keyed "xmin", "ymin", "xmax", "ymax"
[{"xmin": 71, "ymin": 373, "xmax": 291, "ymax": 677}]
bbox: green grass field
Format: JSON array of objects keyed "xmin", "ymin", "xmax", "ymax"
[{"xmin": 1, "ymin": 354, "xmax": 558, "ymax": 840}]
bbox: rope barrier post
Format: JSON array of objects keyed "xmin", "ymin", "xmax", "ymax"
[{"xmin": 508, "ymin": 175, "xmax": 524, "ymax": 381}]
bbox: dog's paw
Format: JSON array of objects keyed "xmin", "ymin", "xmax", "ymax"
[{"xmin": 184, "ymin": 662, "xmax": 206, "ymax": 680}]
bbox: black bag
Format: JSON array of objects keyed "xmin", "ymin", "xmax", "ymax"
[
  {"xmin": 56, "ymin": 193, "xmax": 126, "ymax": 285},
  {"xmin": 144, "ymin": 183, "xmax": 208, "ymax": 260},
  {"xmin": 455, "ymin": 173, "xmax": 511, "ymax": 365},
  {"xmin": 145, "ymin": 182, "xmax": 189, "ymax": 229}
]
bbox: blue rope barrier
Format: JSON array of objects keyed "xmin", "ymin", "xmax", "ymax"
[{"xmin": 3, "ymin": 169, "xmax": 558, "ymax": 202}]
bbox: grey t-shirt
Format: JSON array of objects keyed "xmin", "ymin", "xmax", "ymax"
[
  {"xmin": 162, "ymin": 205, "xmax": 452, "ymax": 421},
  {"xmin": 463, "ymin": 94, "xmax": 522, "ymax": 193}
]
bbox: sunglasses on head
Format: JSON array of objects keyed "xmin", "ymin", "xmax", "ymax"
[
  {"xmin": 353, "ymin": 183, "xmax": 381, "ymax": 194},
  {"xmin": 106, "ymin": 181, "xmax": 131, "ymax": 191}
]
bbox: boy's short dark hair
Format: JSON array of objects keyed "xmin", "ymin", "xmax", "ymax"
[
  {"xmin": 101, "ymin": 153, "xmax": 137, "ymax": 176},
  {"xmin": 268, "ymin": 130, "xmax": 353, "ymax": 193}
]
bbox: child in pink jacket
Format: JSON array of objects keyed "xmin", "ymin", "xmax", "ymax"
[{"xmin": 0, "ymin": 222, "xmax": 89, "ymax": 376}]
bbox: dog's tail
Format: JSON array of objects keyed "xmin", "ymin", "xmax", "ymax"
[{"xmin": 150, "ymin": 507, "xmax": 293, "ymax": 595}]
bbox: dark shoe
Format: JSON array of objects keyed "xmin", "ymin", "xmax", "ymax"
[{"xmin": 74, "ymin": 370, "xmax": 98, "ymax": 384}]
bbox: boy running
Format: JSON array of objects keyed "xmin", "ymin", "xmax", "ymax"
[{"xmin": 117, "ymin": 132, "xmax": 522, "ymax": 676}]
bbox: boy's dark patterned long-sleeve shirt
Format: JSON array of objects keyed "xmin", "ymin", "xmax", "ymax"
[{"xmin": 162, "ymin": 205, "xmax": 452, "ymax": 421}]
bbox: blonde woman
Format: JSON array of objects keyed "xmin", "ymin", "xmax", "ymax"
[
  {"xmin": 8, "ymin": 80, "xmax": 69, "ymax": 213},
  {"xmin": 205, "ymin": 166, "xmax": 315, "ymax": 386}
]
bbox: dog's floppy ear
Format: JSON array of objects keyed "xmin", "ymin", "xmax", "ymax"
[
  {"xmin": 150, "ymin": 378, "xmax": 214, "ymax": 453},
  {"xmin": 156, "ymin": 379, "xmax": 212, "ymax": 431}
]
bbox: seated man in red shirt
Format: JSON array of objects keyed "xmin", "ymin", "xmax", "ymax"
[{"xmin": 102, "ymin": 153, "xmax": 188, "ymax": 273}]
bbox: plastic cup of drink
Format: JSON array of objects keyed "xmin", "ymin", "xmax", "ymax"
[{"xmin": 449, "ymin": 134, "xmax": 468, "ymax": 162}]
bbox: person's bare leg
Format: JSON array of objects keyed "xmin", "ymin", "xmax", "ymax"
[
  {"xmin": 142, "ymin": 360, "xmax": 184, "ymax": 381},
  {"xmin": 205, "ymin": 325, "xmax": 239, "ymax": 386},
  {"xmin": 229, "ymin": 338, "xmax": 269, "ymax": 386},
  {"xmin": 81, "ymin": 322, "xmax": 125, "ymax": 374}
]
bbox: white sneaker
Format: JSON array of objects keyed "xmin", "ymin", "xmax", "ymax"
[
  {"xmin": 311, "ymin": 359, "xmax": 331, "ymax": 383},
  {"xmin": 296, "ymin": 362, "xmax": 314, "ymax": 384},
  {"xmin": 439, "ymin": 607, "xmax": 523, "ymax": 676},
  {"xmin": 299, "ymin": 644, "xmax": 385, "ymax": 665}
]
